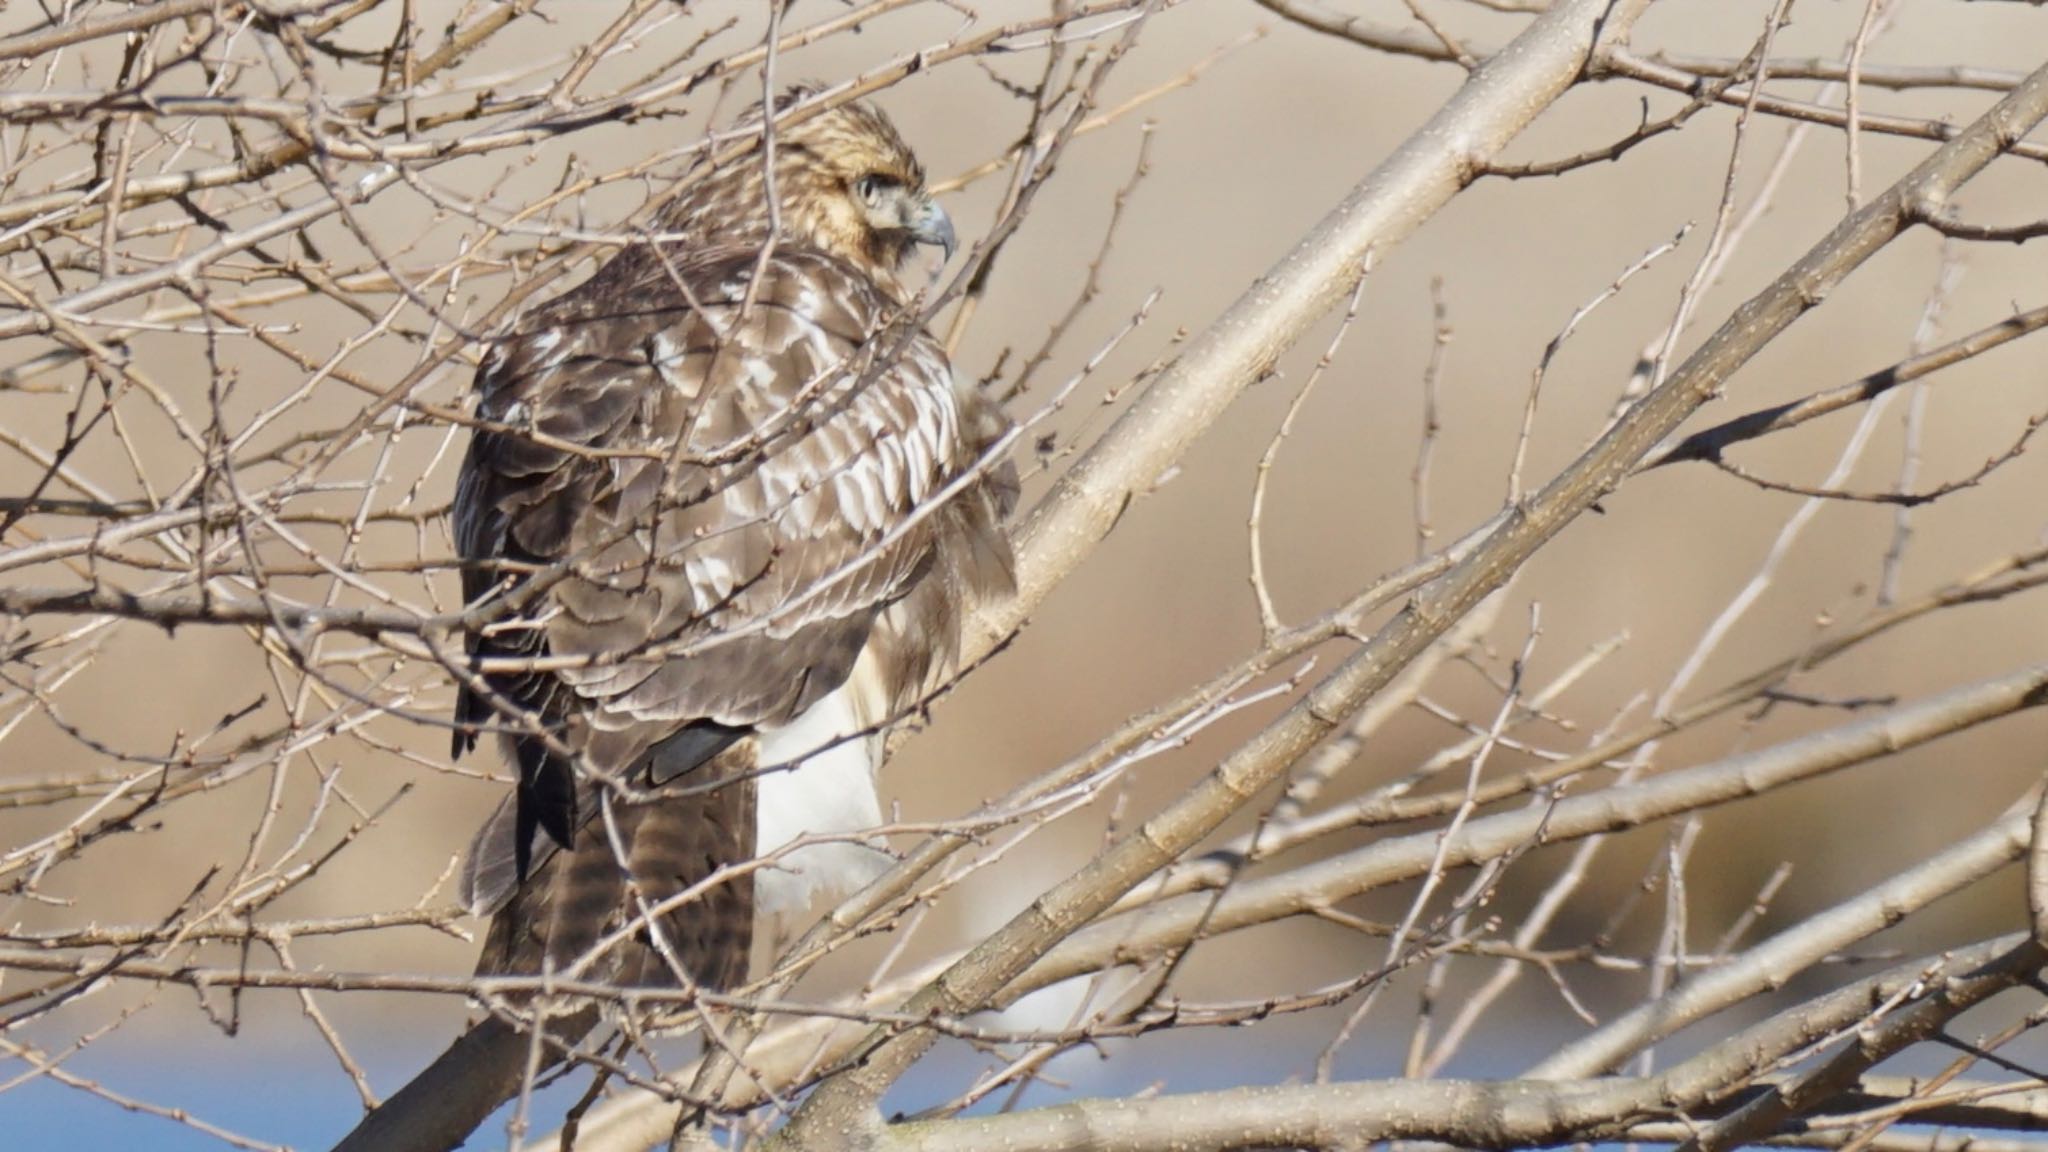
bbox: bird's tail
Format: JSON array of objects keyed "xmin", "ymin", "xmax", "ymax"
[
  {"xmin": 334, "ymin": 743, "xmax": 757, "ymax": 1151},
  {"xmin": 473, "ymin": 737, "xmax": 757, "ymax": 988}
]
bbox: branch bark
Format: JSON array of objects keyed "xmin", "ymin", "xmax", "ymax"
[
  {"xmin": 1534, "ymin": 792, "xmax": 2039, "ymax": 1078},
  {"xmin": 874, "ymin": 1063, "xmax": 2048, "ymax": 1152},
  {"xmin": 1014, "ymin": 663, "xmax": 2048, "ymax": 998}
]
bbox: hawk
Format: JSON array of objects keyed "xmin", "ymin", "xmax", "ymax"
[{"xmin": 450, "ymin": 90, "xmax": 1015, "ymax": 995}]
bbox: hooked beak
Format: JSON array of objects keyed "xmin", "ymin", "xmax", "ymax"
[{"xmin": 907, "ymin": 197, "xmax": 956, "ymax": 264}]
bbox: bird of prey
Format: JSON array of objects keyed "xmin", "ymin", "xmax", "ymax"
[{"xmin": 449, "ymin": 89, "xmax": 1015, "ymax": 995}]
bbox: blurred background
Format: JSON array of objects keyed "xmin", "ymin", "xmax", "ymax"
[{"xmin": 5, "ymin": 0, "xmax": 2048, "ymax": 1147}]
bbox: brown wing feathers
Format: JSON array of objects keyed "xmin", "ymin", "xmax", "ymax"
[
  {"xmin": 450, "ymin": 92, "xmax": 1014, "ymax": 995},
  {"xmin": 453, "ymin": 250, "xmax": 1008, "ymax": 983}
]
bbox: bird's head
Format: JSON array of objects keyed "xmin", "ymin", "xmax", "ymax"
[{"xmin": 671, "ymin": 87, "xmax": 954, "ymax": 294}]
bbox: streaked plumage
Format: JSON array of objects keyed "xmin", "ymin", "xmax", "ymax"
[{"xmin": 450, "ymin": 89, "xmax": 1013, "ymax": 992}]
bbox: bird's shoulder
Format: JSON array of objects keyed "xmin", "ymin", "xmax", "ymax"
[
  {"xmin": 500, "ymin": 242, "xmax": 898, "ymax": 355},
  {"xmin": 455, "ymin": 238, "xmax": 960, "ymax": 567}
]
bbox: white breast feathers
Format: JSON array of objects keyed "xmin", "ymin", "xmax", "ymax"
[{"xmin": 752, "ymin": 658, "xmax": 893, "ymax": 918}]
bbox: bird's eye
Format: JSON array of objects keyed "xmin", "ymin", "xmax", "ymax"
[{"xmin": 855, "ymin": 173, "xmax": 895, "ymax": 205}]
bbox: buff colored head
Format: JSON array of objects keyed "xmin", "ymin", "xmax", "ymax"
[{"xmin": 668, "ymin": 86, "xmax": 955, "ymax": 288}]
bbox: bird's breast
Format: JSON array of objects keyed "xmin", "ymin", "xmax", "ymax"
[{"xmin": 752, "ymin": 659, "xmax": 892, "ymax": 918}]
